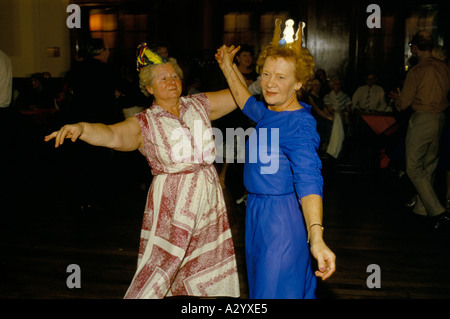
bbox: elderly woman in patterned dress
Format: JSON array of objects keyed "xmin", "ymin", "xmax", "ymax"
[{"xmin": 44, "ymin": 45, "xmax": 240, "ymax": 299}]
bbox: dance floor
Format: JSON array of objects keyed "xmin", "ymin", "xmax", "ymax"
[{"xmin": 1, "ymin": 133, "xmax": 450, "ymax": 301}]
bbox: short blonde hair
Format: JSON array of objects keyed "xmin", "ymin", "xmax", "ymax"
[
  {"xmin": 139, "ymin": 58, "xmax": 184, "ymax": 97},
  {"xmin": 257, "ymin": 44, "xmax": 315, "ymax": 94}
]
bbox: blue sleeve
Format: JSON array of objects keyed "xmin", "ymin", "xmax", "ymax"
[
  {"xmin": 242, "ymin": 96, "xmax": 268, "ymax": 123},
  {"xmin": 281, "ymin": 115, "xmax": 323, "ymax": 199}
]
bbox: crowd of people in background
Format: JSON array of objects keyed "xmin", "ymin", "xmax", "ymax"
[{"xmin": 2, "ymin": 31, "xmax": 450, "ymax": 220}]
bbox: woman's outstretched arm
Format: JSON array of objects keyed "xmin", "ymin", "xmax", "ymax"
[{"xmin": 44, "ymin": 116, "xmax": 143, "ymax": 152}]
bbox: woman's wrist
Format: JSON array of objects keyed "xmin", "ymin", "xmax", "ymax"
[
  {"xmin": 77, "ymin": 122, "xmax": 87, "ymax": 139},
  {"xmin": 223, "ymin": 63, "xmax": 235, "ymax": 81},
  {"xmin": 307, "ymin": 223, "xmax": 324, "ymax": 243}
]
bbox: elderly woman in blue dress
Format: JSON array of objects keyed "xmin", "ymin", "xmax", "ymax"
[{"xmin": 215, "ymin": 19, "xmax": 336, "ymax": 299}]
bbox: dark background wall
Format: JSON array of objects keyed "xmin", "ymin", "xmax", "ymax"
[{"xmin": 70, "ymin": 0, "xmax": 450, "ymax": 94}]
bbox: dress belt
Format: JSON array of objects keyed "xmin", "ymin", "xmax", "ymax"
[
  {"xmin": 154, "ymin": 164, "xmax": 216, "ymax": 184},
  {"xmin": 248, "ymin": 191, "xmax": 295, "ymax": 198}
]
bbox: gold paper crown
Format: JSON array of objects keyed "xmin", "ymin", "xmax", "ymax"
[{"xmin": 271, "ymin": 19, "xmax": 306, "ymax": 54}]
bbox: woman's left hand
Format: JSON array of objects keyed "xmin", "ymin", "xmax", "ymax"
[
  {"xmin": 215, "ymin": 45, "xmax": 240, "ymax": 70},
  {"xmin": 310, "ymin": 239, "xmax": 336, "ymax": 281}
]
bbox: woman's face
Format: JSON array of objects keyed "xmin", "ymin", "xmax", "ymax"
[
  {"xmin": 237, "ymin": 51, "xmax": 253, "ymax": 68},
  {"xmin": 145, "ymin": 63, "xmax": 182, "ymax": 101},
  {"xmin": 312, "ymin": 79, "xmax": 321, "ymax": 93},
  {"xmin": 260, "ymin": 56, "xmax": 302, "ymax": 107},
  {"xmin": 330, "ymin": 80, "xmax": 341, "ymax": 92}
]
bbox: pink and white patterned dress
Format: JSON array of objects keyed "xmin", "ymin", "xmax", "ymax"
[{"xmin": 124, "ymin": 93, "xmax": 240, "ymax": 299}]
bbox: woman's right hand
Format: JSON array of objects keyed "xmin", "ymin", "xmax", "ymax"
[{"xmin": 44, "ymin": 123, "xmax": 84, "ymax": 148}]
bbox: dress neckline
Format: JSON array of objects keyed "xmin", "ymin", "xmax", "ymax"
[
  {"xmin": 267, "ymin": 107, "xmax": 303, "ymax": 113},
  {"xmin": 152, "ymin": 99, "xmax": 185, "ymax": 119},
  {"xmin": 266, "ymin": 101, "xmax": 310, "ymax": 114}
]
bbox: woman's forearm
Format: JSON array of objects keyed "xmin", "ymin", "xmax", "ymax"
[
  {"xmin": 301, "ymin": 194, "xmax": 336, "ymax": 280},
  {"xmin": 221, "ymin": 62, "xmax": 252, "ymax": 109},
  {"xmin": 300, "ymin": 194, "xmax": 324, "ymax": 243},
  {"xmin": 78, "ymin": 122, "xmax": 116, "ymax": 148}
]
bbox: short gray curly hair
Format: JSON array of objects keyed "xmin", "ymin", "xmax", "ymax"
[{"xmin": 139, "ymin": 58, "xmax": 184, "ymax": 97}]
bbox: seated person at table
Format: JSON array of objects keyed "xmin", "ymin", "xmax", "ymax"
[
  {"xmin": 324, "ymin": 77, "xmax": 352, "ymax": 130},
  {"xmin": 352, "ymin": 73, "xmax": 388, "ymax": 113},
  {"xmin": 324, "ymin": 77, "xmax": 351, "ymax": 118}
]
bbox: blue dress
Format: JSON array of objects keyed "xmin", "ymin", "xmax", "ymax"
[{"xmin": 242, "ymin": 96, "xmax": 323, "ymax": 299}]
